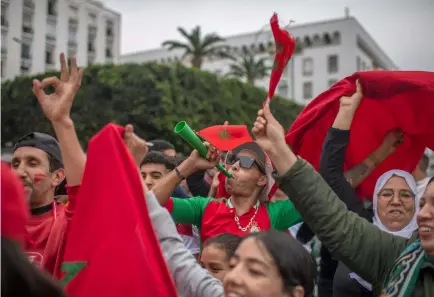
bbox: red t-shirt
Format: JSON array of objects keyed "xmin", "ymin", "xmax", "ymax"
[{"xmin": 24, "ymin": 185, "xmax": 79, "ymax": 275}]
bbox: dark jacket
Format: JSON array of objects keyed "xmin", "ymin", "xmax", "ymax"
[{"xmin": 319, "ymin": 128, "xmax": 373, "ymax": 297}]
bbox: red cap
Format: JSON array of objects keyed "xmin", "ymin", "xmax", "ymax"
[{"xmin": 1, "ymin": 162, "xmax": 29, "ymax": 246}]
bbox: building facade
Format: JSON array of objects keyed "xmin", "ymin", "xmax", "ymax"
[
  {"xmin": 121, "ymin": 16, "xmax": 397, "ymax": 104},
  {"xmin": 1, "ymin": 0, "xmax": 121, "ymax": 81}
]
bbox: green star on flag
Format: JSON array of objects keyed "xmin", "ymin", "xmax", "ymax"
[{"xmin": 218, "ymin": 128, "xmax": 231, "ymax": 140}]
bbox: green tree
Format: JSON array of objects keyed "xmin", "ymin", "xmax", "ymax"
[
  {"xmin": 227, "ymin": 52, "xmax": 271, "ymax": 85},
  {"xmin": 1, "ymin": 63, "xmax": 303, "ymax": 154},
  {"xmin": 162, "ymin": 26, "xmax": 232, "ymax": 69}
]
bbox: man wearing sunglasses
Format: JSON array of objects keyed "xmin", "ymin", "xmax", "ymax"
[{"xmin": 152, "ymin": 141, "xmax": 302, "ymax": 247}]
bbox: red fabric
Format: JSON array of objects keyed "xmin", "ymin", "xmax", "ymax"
[
  {"xmin": 286, "ymin": 71, "xmax": 434, "ymax": 198},
  {"xmin": 24, "ymin": 203, "xmax": 66, "ymax": 269},
  {"xmin": 58, "ymin": 124, "xmax": 177, "ymax": 297},
  {"xmin": 41, "ymin": 186, "xmax": 78, "ymax": 275},
  {"xmin": 267, "ymin": 13, "xmax": 296, "ymax": 103},
  {"xmin": 200, "ymin": 200, "xmax": 272, "ymax": 244},
  {"xmin": 1, "ymin": 162, "xmax": 29, "ymax": 246},
  {"xmin": 198, "ymin": 125, "xmax": 253, "ymax": 151}
]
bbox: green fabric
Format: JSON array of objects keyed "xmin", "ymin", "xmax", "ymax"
[
  {"xmin": 61, "ymin": 261, "xmax": 87, "ymax": 286},
  {"xmin": 266, "ymin": 199, "xmax": 302, "ymax": 231},
  {"xmin": 274, "ymin": 158, "xmax": 410, "ymax": 296},
  {"xmin": 382, "ymin": 240, "xmax": 434, "ymax": 297},
  {"xmin": 170, "ymin": 196, "xmax": 215, "ymax": 226}
]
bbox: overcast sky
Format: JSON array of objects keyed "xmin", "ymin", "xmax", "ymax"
[{"xmin": 104, "ymin": 0, "xmax": 434, "ymax": 71}]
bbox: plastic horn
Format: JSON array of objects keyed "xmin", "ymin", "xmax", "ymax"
[{"xmin": 174, "ymin": 121, "xmax": 232, "ymax": 178}]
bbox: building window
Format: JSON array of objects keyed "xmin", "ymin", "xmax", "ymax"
[
  {"xmin": 302, "ymin": 57, "xmax": 313, "ymax": 76},
  {"xmin": 46, "ymin": 21, "xmax": 56, "ymax": 38},
  {"xmin": 21, "ymin": 44, "xmax": 31, "ymax": 59},
  {"xmin": 303, "ymin": 82, "xmax": 313, "ymax": 100},
  {"xmin": 88, "ymin": 42, "xmax": 95, "ymax": 53},
  {"xmin": 362, "ymin": 61, "xmax": 366, "ymax": 71},
  {"xmin": 357, "ymin": 56, "xmax": 361, "ymax": 71},
  {"xmin": 45, "ymin": 50, "xmax": 54, "ymax": 65},
  {"xmin": 332, "ymin": 31, "xmax": 341, "ymax": 44},
  {"xmin": 105, "ymin": 48, "xmax": 112, "ymax": 58},
  {"xmin": 278, "ymin": 83, "xmax": 288, "ymax": 97},
  {"xmin": 328, "ymin": 79, "xmax": 338, "ymax": 87},
  {"xmin": 20, "ymin": 65, "xmax": 30, "ymax": 74},
  {"xmin": 328, "ymin": 55, "xmax": 338, "ymax": 73},
  {"xmin": 1, "ymin": 60, "xmax": 5, "ymax": 77},
  {"xmin": 1, "ymin": 33, "xmax": 7, "ymax": 53},
  {"xmin": 47, "ymin": 0, "xmax": 57, "ymax": 16},
  {"xmin": 106, "ymin": 20, "xmax": 113, "ymax": 36},
  {"xmin": 1, "ymin": 4, "xmax": 8, "ymax": 27}
]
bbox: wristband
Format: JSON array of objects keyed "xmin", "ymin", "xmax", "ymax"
[{"xmin": 174, "ymin": 167, "xmax": 185, "ymax": 180}]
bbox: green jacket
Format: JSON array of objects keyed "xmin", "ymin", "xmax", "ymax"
[{"xmin": 276, "ymin": 158, "xmax": 433, "ymax": 297}]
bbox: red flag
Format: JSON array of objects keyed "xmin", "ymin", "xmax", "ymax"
[
  {"xmin": 286, "ymin": 71, "xmax": 434, "ymax": 198},
  {"xmin": 58, "ymin": 124, "xmax": 177, "ymax": 297},
  {"xmin": 266, "ymin": 13, "xmax": 296, "ymax": 105},
  {"xmin": 198, "ymin": 125, "xmax": 253, "ymax": 151},
  {"xmin": 1, "ymin": 162, "xmax": 29, "ymax": 246}
]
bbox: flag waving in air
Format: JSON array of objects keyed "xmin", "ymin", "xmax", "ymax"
[
  {"xmin": 58, "ymin": 124, "xmax": 177, "ymax": 297},
  {"xmin": 286, "ymin": 71, "xmax": 434, "ymax": 198},
  {"xmin": 265, "ymin": 13, "xmax": 296, "ymax": 105}
]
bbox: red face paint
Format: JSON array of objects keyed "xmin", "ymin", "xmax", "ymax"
[{"xmin": 32, "ymin": 173, "xmax": 47, "ymax": 184}]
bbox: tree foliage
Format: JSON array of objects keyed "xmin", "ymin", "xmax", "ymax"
[
  {"xmin": 227, "ymin": 51, "xmax": 272, "ymax": 85},
  {"xmin": 162, "ymin": 26, "xmax": 232, "ymax": 69},
  {"xmin": 1, "ymin": 62, "xmax": 304, "ymax": 154}
]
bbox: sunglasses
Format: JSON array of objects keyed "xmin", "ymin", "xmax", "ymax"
[{"xmin": 225, "ymin": 153, "xmax": 265, "ymax": 174}]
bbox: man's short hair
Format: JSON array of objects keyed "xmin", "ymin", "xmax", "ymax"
[
  {"xmin": 420, "ymin": 154, "xmax": 430, "ymax": 172},
  {"xmin": 148, "ymin": 139, "xmax": 175, "ymax": 153},
  {"xmin": 140, "ymin": 151, "xmax": 176, "ymax": 170}
]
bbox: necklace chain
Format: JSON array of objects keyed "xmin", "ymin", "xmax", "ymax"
[{"xmin": 233, "ymin": 200, "xmax": 260, "ymax": 232}]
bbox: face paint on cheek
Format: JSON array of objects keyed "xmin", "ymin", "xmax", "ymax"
[{"xmin": 32, "ymin": 173, "xmax": 47, "ymax": 184}]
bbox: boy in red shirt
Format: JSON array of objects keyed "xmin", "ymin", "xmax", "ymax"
[{"xmin": 10, "ymin": 53, "xmax": 86, "ymax": 275}]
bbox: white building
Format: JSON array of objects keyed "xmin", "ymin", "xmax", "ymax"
[
  {"xmin": 121, "ymin": 15, "xmax": 397, "ymax": 104},
  {"xmin": 1, "ymin": 0, "xmax": 121, "ymax": 81}
]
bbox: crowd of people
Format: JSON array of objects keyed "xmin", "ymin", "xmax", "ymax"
[{"xmin": 2, "ymin": 52, "xmax": 433, "ymax": 297}]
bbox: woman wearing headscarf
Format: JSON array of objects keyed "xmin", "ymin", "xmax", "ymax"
[{"xmin": 251, "ymin": 92, "xmax": 434, "ymax": 297}]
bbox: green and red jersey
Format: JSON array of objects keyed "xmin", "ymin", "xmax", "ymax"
[{"xmin": 165, "ymin": 196, "xmax": 302, "ymax": 246}]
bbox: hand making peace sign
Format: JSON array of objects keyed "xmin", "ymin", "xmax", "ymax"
[{"xmin": 32, "ymin": 53, "xmax": 83, "ymax": 123}]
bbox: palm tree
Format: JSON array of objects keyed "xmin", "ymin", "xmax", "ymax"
[
  {"xmin": 227, "ymin": 52, "xmax": 272, "ymax": 85},
  {"xmin": 162, "ymin": 26, "xmax": 232, "ymax": 69}
]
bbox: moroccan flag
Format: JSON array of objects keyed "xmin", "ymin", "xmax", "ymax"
[
  {"xmin": 198, "ymin": 125, "xmax": 253, "ymax": 151},
  {"xmin": 58, "ymin": 124, "xmax": 177, "ymax": 297},
  {"xmin": 266, "ymin": 13, "xmax": 296, "ymax": 105},
  {"xmin": 286, "ymin": 71, "xmax": 434, "ymax": 198}
]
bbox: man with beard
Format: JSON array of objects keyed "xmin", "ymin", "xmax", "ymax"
[
  {"xmin": 10, "ymin": 53, "xmax": 86, "ymax": 274},
  {"xmin": 152, "ymin": 141, "xmax": 302, "ymax": 246}
]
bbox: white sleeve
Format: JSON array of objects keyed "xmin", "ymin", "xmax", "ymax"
[{"xmin": 145, "ymin": 191, "xmax": 224, "ymax": 297}]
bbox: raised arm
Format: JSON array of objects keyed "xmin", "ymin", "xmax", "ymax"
[
  {"xmin": 153, "ymin": 146, "xmax": 221, "ymax": 205},
  {"xmin": 32, "ymin": 53, "xmax": 85, "ymax": 187},
  {"xmin": 320, "ymin": 82, "xmax": 370, "ymax": 219},
  {"xmin": 252, "ymin": 104, "xmax": 408, "ymax": 284},
  {"xmin": 146, "ymin": 191, "xmax": 224, "ymax": 297}
]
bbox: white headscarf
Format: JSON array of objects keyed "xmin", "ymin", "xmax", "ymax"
[
  {"xmin": 372, "ymin": 169, "xmax": 419, "ymax": 238},
  {"xmin": 350, "ymin": 169, "xmax": 419, "ymax": 290}
]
